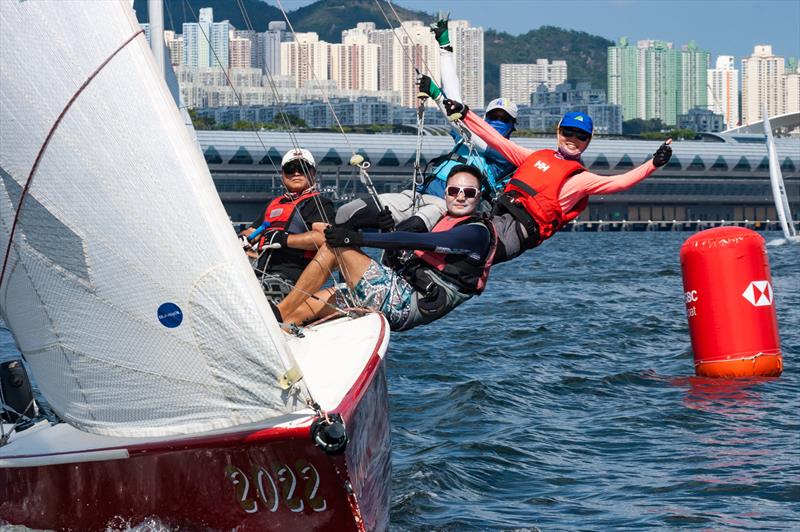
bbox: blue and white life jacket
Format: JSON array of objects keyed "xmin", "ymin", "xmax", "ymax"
[{"xmin": 418, "ymin": 140, "xmax": 514, "ymax": 199}]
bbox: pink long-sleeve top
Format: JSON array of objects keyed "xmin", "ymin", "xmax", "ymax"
[{"xmin": 463, "ymin": 111, "xmax": 658, "ymax": 213}]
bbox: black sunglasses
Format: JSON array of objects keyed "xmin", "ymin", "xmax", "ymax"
[
  {"xmin": 282, "ymin": 160, "xmax": 314, "ymax": 175},
  {"xmin": 559, "ymin": 127, "xmax": 591, "ymax": 141}
]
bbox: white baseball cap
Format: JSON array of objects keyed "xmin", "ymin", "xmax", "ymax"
[
  {"xmin": 485, "ymin": 98, "xmax": 518, "ymax": 120},
  {"xmin": 281, "ymin": 148, "xmax": 316, "ymax": 168}
]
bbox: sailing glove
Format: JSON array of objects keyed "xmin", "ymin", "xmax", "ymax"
[
  {"xmin": 418, "ymin": 75, "xmax": 442, "ymax": 101},
  {"xmin": 431, "ymin": 17, "xmax": 451, "ymax": 50},
  {"xmin": 443, "ymin": 99, "xmax": 468, "ymax": 122},
  {"xmin": 652, "ymin": 139, "xmax": 673, "ymax": 167},
  {"xmin": 267, "ymin": 229, "xmax": 289, "ymax": 249},
  {"xmin": 325, "ymin": 226, "xmax": 364, "ymax": 248},
  {"xmin": 377, "ymin": 206, "xmax": 396, "ymax": 232}
]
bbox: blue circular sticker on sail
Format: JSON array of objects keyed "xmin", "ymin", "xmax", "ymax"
[{"xmin": 157, "ymin": 302, "xmax": 183, "ymax": 328}]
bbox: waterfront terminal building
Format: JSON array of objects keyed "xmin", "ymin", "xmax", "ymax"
[{"xmin": 197, "ymin": 131, "xmax": 800, "ymax": 229}]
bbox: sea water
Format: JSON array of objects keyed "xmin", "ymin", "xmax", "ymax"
[{"xmin": 2, "ymin": 232, "xmax": 798, "ymax": 531}]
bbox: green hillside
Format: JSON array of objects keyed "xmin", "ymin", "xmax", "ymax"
[
  {"xmin": 484, "ymin": 26, "xmax": 613, "ymax": 100},
  {"xmin": 134, "ymin": 1, "xmax": 612, "ymax": 99}
]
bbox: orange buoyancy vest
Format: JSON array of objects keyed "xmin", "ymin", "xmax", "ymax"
[
  {"xmin": 261, "ymin": 190, "xmax": 320, "ymax": 258},
  {"xmin": 503, "ymin": 149, "xmax": 589, "ymax": 244},
  {"xmin": 412, "ymin": 214, "xmax": 497, "ymax": 294}
]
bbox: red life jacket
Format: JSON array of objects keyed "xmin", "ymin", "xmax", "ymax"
[
  {"xmin": 503, "ymin": 149, "xmax": 588, "ymax": 245},
  {"xmin": 261, "ymin": 190, "xmax": 320, "ymax": 259},
  {"xmin": 412, "ymin": 214, "xmax": 496, "ymax": 294}
]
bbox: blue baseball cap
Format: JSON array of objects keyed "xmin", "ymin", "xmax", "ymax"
[{"xmin": 559, "ymin": 111, "xmax": 593, "ymax": 135}]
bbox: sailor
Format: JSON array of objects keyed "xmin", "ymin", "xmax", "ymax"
[
  {"xmin": 442, "ymin": 99, "xmax": 673, "ymax": 262},
  {"xmin": 240, "ymin": 148, "xmax": 335, "ymax": 297},
  {"xmin": 334, "ymin": 16, "xmax": 516, "ymax": 233},
  {"xmin": 275, "ymin": 165, "xmax": 496, "ymax": 332}
]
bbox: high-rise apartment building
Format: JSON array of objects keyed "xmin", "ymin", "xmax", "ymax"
[
  {"xmin": 280, "ymin": 32, "xmax": 330, "ymax": 88},
  {"xmin": 741, "ymin": 45, "xmax": 785, "ymax": 125},
  {"xmin": 449, "ymin": 20, "xmax": 484, "ymax": 109},
  {"xmin": 638, "ymin": 40, "xmax": 678, "ymax": 125},
  {"xmin": 677, "ymin": 42, "xmax": 709, "ymax": 116},
  {"xmin": 707, "ymin": 55, "xmax": 739, "ymax": 129},
  {"xmin": 164, "ymin": 30, "xmax": 184, "ymax": 67},
  {"xmin": 364, "ymin": 21, "xmax": 439, "ymax": 108},
  {"xmin": 500, "ymin": 60, "xmax": 568, "ymax": 105},
  {"xmin": 259, "ymin": 21, "xmax": 288, "ymax": 75},
  {"xmin": 183, "ymin": 7, "xmax": 212, "ymax": 68},
  {"xmin": 234, "ymin": 30, "xmax": 258, "ymax": 70},
  {"xmin": 229, "ymin": 32, "xmax": 252, "ymax": 69},
  {"xmin": 334, "ymin": 24, "xmax": 379, "ymax": 91},
  {"xmin": 208, "ymin": 20, "xmax": 231, "ymax": 69},
  {"xmin": 608, "ymin": 38, "xmax": 709, "ymax": 126},
  {"xmin": 785, "ymin": 59, "xmax": 800, "ymax": 115},
  {"xmin": 607, "ymin": 37, "xmax": 639, "ymax": 122}
]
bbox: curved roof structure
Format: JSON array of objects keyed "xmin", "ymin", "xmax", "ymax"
[
  {"xmin": 196, "ymin": 130, "xmax": 800, "ymax": 177},
  {"xmin": 723, "ymin": 111, "xmax": 800, "ymax": 135}
]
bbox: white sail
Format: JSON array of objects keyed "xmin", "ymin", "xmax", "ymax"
[
  {"xmin": 763, "ymin": 106, "xmax": 798, "ymax": 239},
  {"xmin": 0, "ymin": 1, "xmax": 299, "ymax": 437}
]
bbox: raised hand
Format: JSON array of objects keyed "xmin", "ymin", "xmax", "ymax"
[
  {"xmin": 443, "ymin": 98, "xmax": 468, "ymax": 122},
  {"xmin": 653, "ymin": 138, "xmax": 673, "ymax": 168}
]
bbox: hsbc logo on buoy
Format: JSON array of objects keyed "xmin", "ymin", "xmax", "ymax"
[{"xmin": 742, "ymin": 280, "xmax": 773, "ymax": 307}]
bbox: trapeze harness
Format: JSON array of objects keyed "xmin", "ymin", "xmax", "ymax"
[
  {"xmin": 398, "ymin": 214, "xmax": 497, "ymax": 327},
  {"xmin": 419, "ymin": 140, "xmax": 512, "ymax": 199},
  {"xmin": 259, "ymin": 189, "xmax": 320, "ymax": 260},
  {"xmin": 495, "ymin": 149, "xmax": 589, "ymax": 249}
]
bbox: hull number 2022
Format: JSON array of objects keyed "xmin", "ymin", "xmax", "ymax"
[{"xmin": 226, "ymin": 460, "xmax": 327, "ymax": 514}]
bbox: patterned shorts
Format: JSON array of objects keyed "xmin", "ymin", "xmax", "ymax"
[{"xmin": 352, "ymin": 260, "xmax": 414, "ymax": 328}]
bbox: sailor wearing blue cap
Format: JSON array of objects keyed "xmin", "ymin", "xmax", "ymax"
[{"xmin": 441, "ymin": 99, "xmax": 673, "ymax": 263}]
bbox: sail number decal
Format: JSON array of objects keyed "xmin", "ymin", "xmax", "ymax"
[{"xmin": 225, "ymin": 460, "xmax": 327, "ymax": 514}]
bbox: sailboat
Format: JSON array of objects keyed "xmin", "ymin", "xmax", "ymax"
[
  {"xmin": 0, "ymin": 2, "xmax": 390, "ymax": 530},
  {"xmin": 763, "ymin": 106, "xmax": 800, "ymax": 244}
]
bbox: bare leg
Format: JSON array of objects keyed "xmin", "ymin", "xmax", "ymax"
[
  {"xmin": 277, "ymin": 244, "xmax": 374, "ymax": 320},
  {"xmin": 282, "ymin": 287, "xmax": 340, "ymax": 326}
]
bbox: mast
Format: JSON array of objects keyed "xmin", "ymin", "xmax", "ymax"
[
  {"xmin": 147, "ymin": 0, "xmax": 165, "ymax": 79},
  {"xmin": 762, "ymin": 105, "xmax": 798, "ymax": 239}
]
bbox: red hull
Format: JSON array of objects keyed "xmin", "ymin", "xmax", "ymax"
[{"xmin": 0, "ymin": 331, "xmax": 390, "ymax": 531}]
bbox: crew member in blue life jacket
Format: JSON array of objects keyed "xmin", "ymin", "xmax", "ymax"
[
  {"xmin": 275, "ymin": 165, "xmax": 496, "ymax": 332},
  {"xmin": 240, "ymin": 148, "xmax": 335, "ymax": 295},
  {"xmin": 334, "ymin": 16, "xmax": 517, "ymax": 233}
]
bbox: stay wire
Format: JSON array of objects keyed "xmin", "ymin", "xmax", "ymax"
[{"xmin": 233, "ymin": 0, "xmax": 359, "ymax": 306}]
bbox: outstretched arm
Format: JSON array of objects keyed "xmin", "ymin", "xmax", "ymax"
[
  {"xmin": 558, "ymin": 140, "xmax": 672, "ymax": 211},
  {"xmin": 462, "ymin": 110, "xmax": 532, "ymax": 166},
  {"xmin": 326, "ymin": 224, "xmax": 491, "ymax": 261}
]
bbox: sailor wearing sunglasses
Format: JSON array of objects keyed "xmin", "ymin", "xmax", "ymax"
[
  {"xmin": 239, "ymin": 149, "xmax": 335, "ymax": 296},
  {"xmin": 275, "ymin": 165, "xmax": 496, "ymax": 332},
  {"xmin": 443, "ymin": 100, "xmax": 672, "ymax": 263}
]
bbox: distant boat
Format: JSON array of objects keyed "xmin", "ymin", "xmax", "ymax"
[
  {"xmin": 763, "ymin": 105, "xmax": 800, "ymax": 244},
  {"xmin": 0, "ymin": 2, "xmax": 390, "ymax": 530}
]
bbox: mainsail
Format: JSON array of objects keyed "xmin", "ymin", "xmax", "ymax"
[
  {"xmin": 763, "ymin": 106, "xmax": 798, "ymax": 240},
  {"xmin": 0, "ymin": 1, "xmax": 298, "ymax": 437}
]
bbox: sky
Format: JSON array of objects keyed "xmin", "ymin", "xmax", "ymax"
[{"xmin": 273, "ymin": 0, "xmax": 800, "ymax": 63}]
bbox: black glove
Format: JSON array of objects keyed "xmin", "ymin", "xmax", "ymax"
[
  {"xmin": 652, "ymin": 139, "xmax": 672, "ymax": 168},
  {"xmin": 376, "ymin": 206, "xmax": 395, "ymax": 232},
  {"xmin": 325, "ymin": 226, "xmax": 364, "ymax": 248},
  {"xmin": 417, "ymin": 74, "xmax": 443, "ymax": 100},
  {"xmin": 265, "ymin": 229, "xmax": 289, "ymax": 249},
  {"xmin": 431, "ymin": 17, "xmax": 451, "ymax": 49},
  {"xmin": 443, "ymin": 98, "xmax": 468, "ymax": 122}
]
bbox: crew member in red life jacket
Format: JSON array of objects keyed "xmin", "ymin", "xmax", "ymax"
[
  {"xmin": 442, "ymin": 100, "xmax": 673, "ymax": 263},
  {"xmin": 274, "ymin": 165, "xmax": 496, "ymax": 332},
  {"xmin": 239, "ymin": 148, "xmax": 335, "ymax": 294}
]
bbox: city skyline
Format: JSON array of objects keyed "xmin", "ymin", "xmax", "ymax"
[{"xmin": 273, "ymin": 0, "xmax": 800, "ymax": 63}]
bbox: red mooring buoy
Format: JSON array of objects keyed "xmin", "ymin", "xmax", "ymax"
[{"xmin": 679, "ymin": 227, "xmax": 782, "ymax": 378}]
